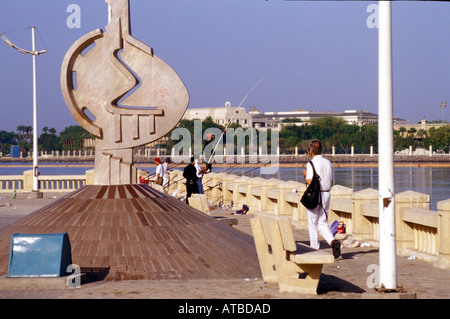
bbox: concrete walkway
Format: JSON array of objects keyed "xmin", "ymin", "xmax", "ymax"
[{"xmin": 0, "ymin": 191, "xmax": 448, "ymax": 299}]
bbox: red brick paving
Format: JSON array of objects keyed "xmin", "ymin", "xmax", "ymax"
[{"xmin": 0, "ymin": 184, "xmax": 261, "ymax": 281}]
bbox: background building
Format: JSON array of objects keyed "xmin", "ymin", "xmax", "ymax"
[
  {"xmin": 183, "ymin": 106, "xmax": 253, "ymax": 128},
  {"xmin": 183, "ymin": 106, "xmax": 408, "ymax": 129}
]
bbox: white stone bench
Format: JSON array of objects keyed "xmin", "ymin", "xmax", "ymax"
[{"xmin": 250, "ymin": 212, "xmax": 334, "ymax": 294}]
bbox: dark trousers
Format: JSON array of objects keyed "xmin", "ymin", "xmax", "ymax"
[{"xmin": 186, "ymin": 180, "xmax": 199, "ymax": 204}]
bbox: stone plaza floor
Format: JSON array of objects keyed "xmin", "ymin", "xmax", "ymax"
[{"xmin": 0, "ymin": 191, "xmax": 448, "ymax": 300}]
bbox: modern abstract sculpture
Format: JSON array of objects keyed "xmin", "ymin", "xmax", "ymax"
[
  {"xmin": 0, "ymin": 1, "xmax": 263, "ymax": 282},
  {"xmin": 61, "ymin": 0, "xmax": 189, "ymax": 185}
]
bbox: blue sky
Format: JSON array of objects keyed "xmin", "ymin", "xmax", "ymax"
[{"xmin": 0, "ymin": 0, "xmax": 449, "ymax": 134}]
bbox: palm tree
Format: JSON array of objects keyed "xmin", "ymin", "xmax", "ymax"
[
  {"xmin": 398, "ymin": 126, "xmax": 407, "ymax": 138},
  {"xmin": 24, "ymin": 126, "xmax": 33, "ymax": 143},
  {"xmin": 407, "ymin": 127, "xmax": 417, "ymax": 137},
  {"xmin": 16, "ymin": 125, "xmax": 25, "ymax": 142},
  {"xmin": 416, "ymin": 129, "xmax": 427, "ymax": 140}
]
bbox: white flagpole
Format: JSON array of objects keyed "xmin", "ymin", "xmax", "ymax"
[{"xmin": 378, "ymin": 1, "xmax": 398, "ymax": 291}]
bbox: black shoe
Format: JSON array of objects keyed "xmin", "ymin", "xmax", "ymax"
[{"xmin": 332, "ymin": 240, "xmax": 341, "ymax": 259}]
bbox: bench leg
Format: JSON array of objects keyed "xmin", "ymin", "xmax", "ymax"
[
  {"xmin": 250, "ymin": 218, "xmax": 277, "ymax": 282},
  {"xmin": 268, "ymin": 221, "xmax": 323, "ymax": 295},
  {"xmin": 278, "ymin": 263, "xmax": 323, "ymax": 295}
]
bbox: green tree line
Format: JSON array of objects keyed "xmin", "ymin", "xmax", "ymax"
[
  {"xmin": 393, "ymin": 125, "xmax": 450, "ymax": 153},
  {"xmin": 156, "ymin": 116, "xmax": 243, "ymax": 153},
  {"xmin": 1, "ymin": 117, "xmax": 448, "ymax": 156},
  {"xmin": 281, "ymin": 116, "xmax": 449, "ymax": 154},
  {"xmin": 161, "ymin": 116, "xmax": 449, "ymax": 155},
  {"xmin": 279, "ymin": 116, "xmax": 378, "ymax": 154},
  {"xmin": 0, "ymin": 125, "xmax": 94, "ymax": 156}
]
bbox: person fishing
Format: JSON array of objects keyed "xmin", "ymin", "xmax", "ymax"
[
  {"xmin": 183, "ymin": 156, "xmax": 199, "ymax": 204},
  {"xmin": 154, "ymin": 157, "xmax": 164, "ymax": 186},
  {"xmin": 203, "ymin": 133, "xmax": 215, "ymax": 173}
]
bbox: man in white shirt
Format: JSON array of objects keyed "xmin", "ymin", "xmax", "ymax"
[
  {"xmin": 302, "ymin": 140, "xmax": 341, "ymax": 259},
  {"xmin": 154, "ymin": 157, "xmax": 164, "ymax": 186}
]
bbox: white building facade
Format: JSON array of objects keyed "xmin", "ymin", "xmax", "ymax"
[{"xmin": 183, "ymin": 106, "xmax": 408, "ymax": 129}]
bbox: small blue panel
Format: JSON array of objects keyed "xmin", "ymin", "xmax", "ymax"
[
  {"xmin": 7, "ymin": 233, "xmax": 72, "ymax": 278},
  {"xmin": 10, "ymin": 145, "xmax": 20, "ymax": 158}
]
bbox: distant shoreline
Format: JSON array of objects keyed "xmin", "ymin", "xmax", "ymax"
[{"xmin": 1, "ymin": 154, "xmax": 449, "ymax": 168}]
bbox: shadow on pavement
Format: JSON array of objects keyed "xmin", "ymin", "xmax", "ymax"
[{"xmin": 317, "ymin": 273, "xmax": 366, "ymax": 295}]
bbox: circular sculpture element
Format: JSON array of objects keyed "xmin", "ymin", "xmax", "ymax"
[{"xmin": 60, "ymin": 0, "xmax": 189, "ymax": 184}]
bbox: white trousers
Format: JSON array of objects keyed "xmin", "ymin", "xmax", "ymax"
[
  {"xmin": 163, "ymin": 177, "xmax": 170, "ymax": 188},
  {"xmin": 307, "ymin": 192, "xmax": 335, "ymax": 250}
]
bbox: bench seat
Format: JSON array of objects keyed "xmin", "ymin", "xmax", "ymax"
[
  {"xmin": 250, "ymin": 212, "xmax": 334, "ymax": 294},
  {"xmin": 289, "ymin": 242, "xmax": 334, "ymax": 264}
]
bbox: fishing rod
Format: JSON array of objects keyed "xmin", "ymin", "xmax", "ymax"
[
  {"xmin": 145, "ymin": 74, "xmax": 268, "ymax": 191},
  {"xmin": 148, "ymin": 161, "xmax": 270, "ymax": 205},
  {"xmin": 163, "ymin": 161, "xmax": 242, "ymax": 190},
  {"xmin": 200, "ymin": 162, "xmax": 249, "ymax": 189},
  {"xmin": 206, "ymin": 73, "xmax": 268, "ymax": 167},
  {"xmin": 205, "ymin": 163, "xmax": 271, "ymax": 206},
  {"xmin": 204, "ymin": 163, "xmax": 270, "ymax": 194},
  {"xmin": 139, "ymin": 162, "xmax": 182, "ymax": 183},
  {"xmin": 159, "ymin": 161, "xmax": 260, "ymax": 195}
]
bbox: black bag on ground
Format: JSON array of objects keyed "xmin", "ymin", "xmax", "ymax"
[{"xmin": 301, "ymin": 161, "xmax": 322, "ymax": 209}]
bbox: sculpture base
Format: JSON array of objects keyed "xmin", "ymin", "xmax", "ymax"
[
  {"xmin": 0, "ymin": 184, "xmax": 261, "ymax": 281},
  {"xmin": 94, "ymin": 145, "xmax": 137, "ymax": 185}
]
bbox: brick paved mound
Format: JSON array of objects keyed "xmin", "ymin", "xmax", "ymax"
[{"xmin": 0, "ymin": 185, "xmax": 261, "ymax": 280}]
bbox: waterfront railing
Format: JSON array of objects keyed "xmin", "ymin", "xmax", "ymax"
[
  {"xmin": 0, "ymin": 170, "xmax": 90, "ymax": 192},
  {"xmin": 169, "ymin": 170, "xmax": 449, "ymax": 270},
  {"xmin": 0, "ymin": 175, "xmax": 24, "ymax": 191},
  {"xmin": 0, "ymin": 168, "xmax": 448, "ymax": 269}
]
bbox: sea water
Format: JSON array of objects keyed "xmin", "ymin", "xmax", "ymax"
[
  {"xmin": 205, "ymin": 165, "xmax": 449, "ymax": 211},
  {"xmin": 0, "ymin": 162, "xmax": 448, "ymax": 210}
]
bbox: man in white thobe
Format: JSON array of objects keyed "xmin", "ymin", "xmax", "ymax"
[{"xmin": 303, "ymin": 140, "xmax": 341, "ymax": 259}]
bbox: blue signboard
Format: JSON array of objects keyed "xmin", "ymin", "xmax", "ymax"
[{"xmin": 7, "ymin": 233, "xmax": 72, "ymax": 277}]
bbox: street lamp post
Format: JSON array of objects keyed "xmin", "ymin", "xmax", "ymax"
[
  {"xmin": 0, "ymin": 26, "xmax": 47, "ymax": 197},
  {"xmin": 31, "ymin": 26, "xmax": 40, "ymax": 195}
]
